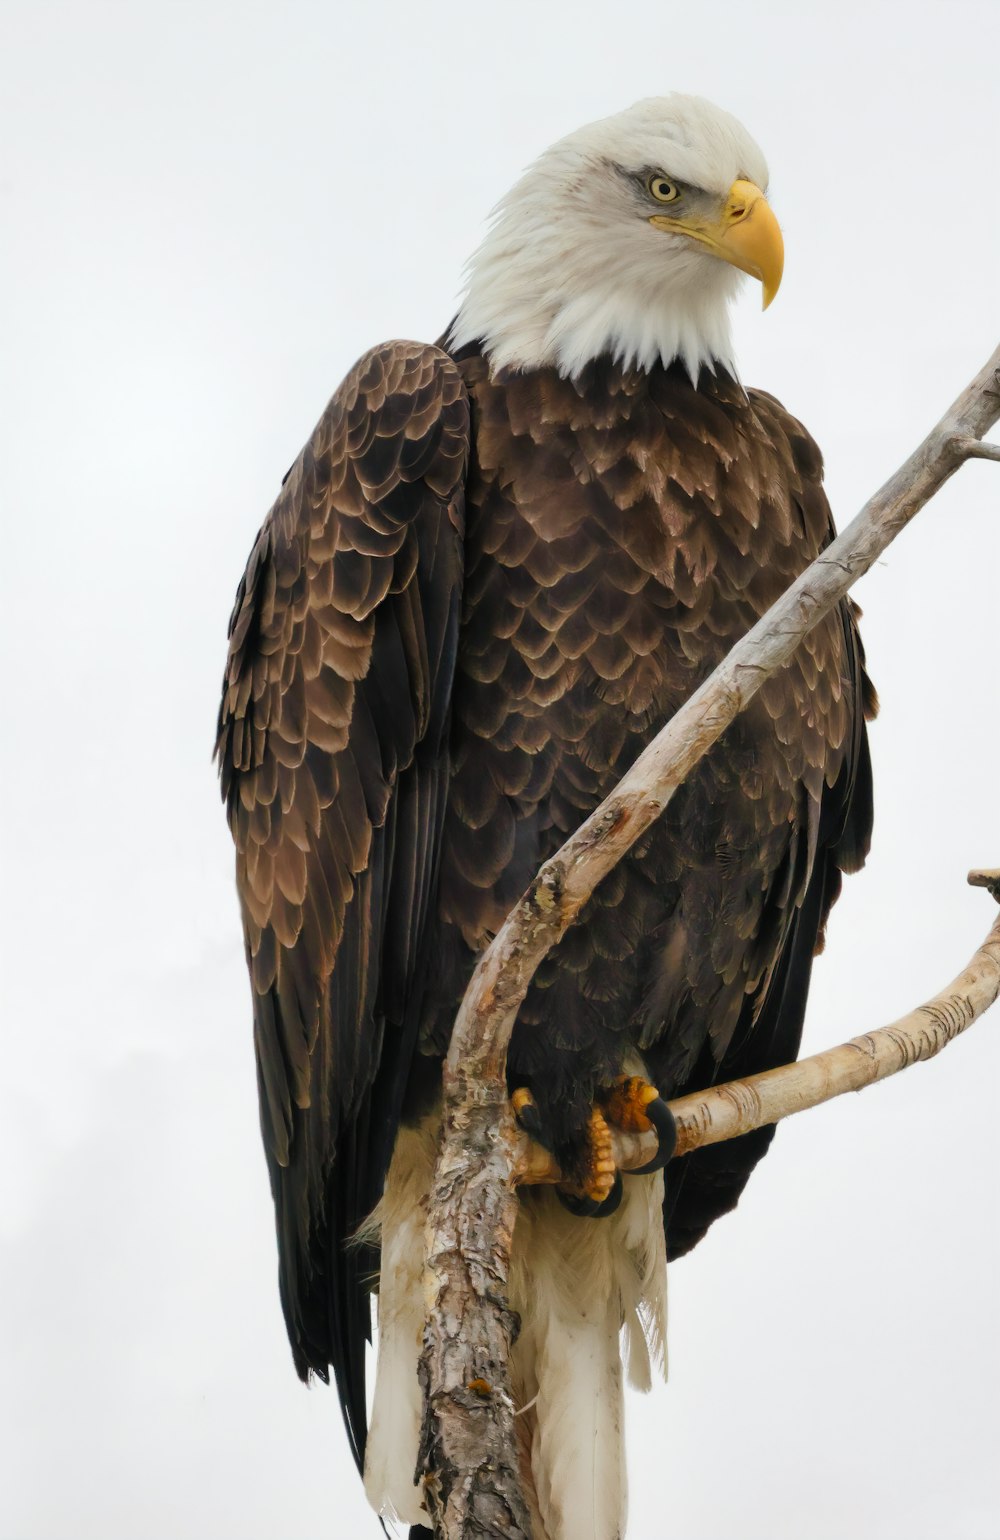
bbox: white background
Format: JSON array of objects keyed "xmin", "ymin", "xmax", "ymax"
[{"xmin": 3, "ymin": 2, "xmax": 999, "ymax": 1537}]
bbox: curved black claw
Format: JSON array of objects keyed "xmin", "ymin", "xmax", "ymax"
[
  {"xmin": 512, "ymin": 1088, "xmax": 546, "ymax": 1145},
  {"xmin": 627, "ymin": 1097, "xmax": 677, "ymax": 1175},
  {"xmin": 557, "ymin": 1170, "xmax": 623, "ymax": 1219}
]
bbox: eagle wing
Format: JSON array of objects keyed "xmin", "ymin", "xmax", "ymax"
[
  {"xmin": 662, "ymin": 390, "xmax": 876, "ymax": 1257},
  {"xmin": 216, "ymin": 340, "xmax": 469, "ymax": 1466}
]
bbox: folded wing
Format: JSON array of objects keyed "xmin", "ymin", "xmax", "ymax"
[{"xmin": 216, "ymin": 341, "xmax": 469, "ymax": 1467}]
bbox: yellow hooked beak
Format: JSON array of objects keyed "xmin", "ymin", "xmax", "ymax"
[{"xmin": 649, "ymin": 180, "xmax": 784, "ymax": 309}]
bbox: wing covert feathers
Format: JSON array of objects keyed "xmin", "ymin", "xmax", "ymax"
[
  {"xmin": 217, "ymin": 341, "xmax": 469, "ymax": 1461},
  {"xmin": 434, "ymin": 352, "xmax": 875, "ymax": 1257},
  {"xmin": 219, "ymin": 343, "xmax": 875, "ymax": 1507}
]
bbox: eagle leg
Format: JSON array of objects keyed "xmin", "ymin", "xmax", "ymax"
[
  {"xmin": 598, "ymin": 1075, "xmax": 677, "ymax": 1175},
  {"xmin": 512, "ymin": 1091, "xmax": 622, "ymax": 1216}
]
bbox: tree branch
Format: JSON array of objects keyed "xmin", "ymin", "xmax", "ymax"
[
  {"xmin": 951, "ymin": 436, "xmax": 1000, "ymax": 463},
  {"xmin": 417, "ymin": 347, "xmax": 1000, "ymax": 1539},
  {"xmin": 516, "ymin": 880, "xmax": 1000, "ymax": 1184}
]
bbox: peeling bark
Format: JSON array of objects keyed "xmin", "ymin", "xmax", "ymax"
[{"xmin": 417, "ymin": 1086, "xmax": 531, "ymax": 1538}]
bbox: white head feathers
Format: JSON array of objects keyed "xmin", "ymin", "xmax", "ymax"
[{"xmin": 450, "ymin": 94, "xmax": 770, "ymax": 382}]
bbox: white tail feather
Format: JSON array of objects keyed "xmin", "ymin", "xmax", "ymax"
[
  {"xmin": 362, "ymin": 1121, "xmax": 438, "ymax": 1527},
  {"xmin": 363, "ymin": 1120, "xmax": 667, "ymax": 1540}
]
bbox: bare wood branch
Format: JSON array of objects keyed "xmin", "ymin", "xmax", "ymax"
[
  {"xmin": 968, "ymin": 867, "xmax": 1000, "ymax": 901},
  {"xmin": 952, "ymin": 435, "xmax": 1000, "ymax": 463},
  {"xmin": 516, "ymin": 890, "xmax": 1000, "ymax": 1184},
  {"xmin": 417, "ymin": 346, "xmax": 1000, "ymax": 1539},
  {"xmin": 416, "ymin": 1086, "xmax": 533, "ymax": 1538}
]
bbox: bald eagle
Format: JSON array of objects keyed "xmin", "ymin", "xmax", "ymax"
[{"xmin": 217, "ymin": 94, "xmax": 874, "ymax": 1539}]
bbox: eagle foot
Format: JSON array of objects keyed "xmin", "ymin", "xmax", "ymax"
[
  {"xmin": 597, "ymin": 1075, "xmax": 676, "ymax": 1174},
  {"xmin": 512, "ymin": 1092, "xmax": 622, "ymax": 1217}
]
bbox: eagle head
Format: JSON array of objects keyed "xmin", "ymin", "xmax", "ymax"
[{"xmin": 450, "ymin": 94, "xmax": 782, "ymax": 383}]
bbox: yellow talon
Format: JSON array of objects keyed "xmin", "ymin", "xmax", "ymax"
[
  {"xmin": 598, "ymin": 1075, "xmax": 663, "ymax": 1133},
  {"xmin": 576, "ymin": 1107, "xmax": 616, "ymax": 1202}
]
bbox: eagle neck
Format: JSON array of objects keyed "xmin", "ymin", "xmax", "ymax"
[
  {"xmin": 448, "ymin": 234, "xmax": 739, "ymax": 384},
  {"xmin": 446, "ymin": 337, "xmax": 742, "ymax": 409}
]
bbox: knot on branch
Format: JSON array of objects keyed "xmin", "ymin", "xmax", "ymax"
[
  {"xmin": 969, "ymin": 868, "xmax": 1000, "ymax": 902},
  {"xmin": 949, "ymin": 435, "xmax": 1000, "ymax": 463},
  {"xmin": 529, "ymin": 864, "xmax": 564, "ymax": 917}
]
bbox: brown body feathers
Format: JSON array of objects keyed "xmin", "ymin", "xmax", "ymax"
[{"xmin": 217, "ymin": 338, "xmax": 874, "ymax": 1465}]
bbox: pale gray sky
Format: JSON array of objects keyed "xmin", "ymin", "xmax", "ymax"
[{"xmin": 2, "ymin": 2, "xmax": 999, "ymax": 1537}]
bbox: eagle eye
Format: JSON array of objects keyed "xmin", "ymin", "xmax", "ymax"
[{"xmin": 648, "ymin": 174, "xmax": 680, "ymax": 204}]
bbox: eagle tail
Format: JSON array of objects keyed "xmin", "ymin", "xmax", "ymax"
[
  {"xmin": 361, "ymin": 1122, "xmax": 436, "ymax": 1528},
  {"xmin": 516, "ymin": 1279, "xmax": 625, "ymax": 1539},
  {"xmin": 364, "ymin": 1117, "xmax": 666, "ymax": 1540},
  {"xmin": 511, "ymin": 1173, "xmax": 666, "ymax": 1540}
]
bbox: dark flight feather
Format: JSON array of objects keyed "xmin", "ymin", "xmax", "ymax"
[{"xmin": 217, "ymin": 341, "xmax": 469, "ymax": 1464}]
